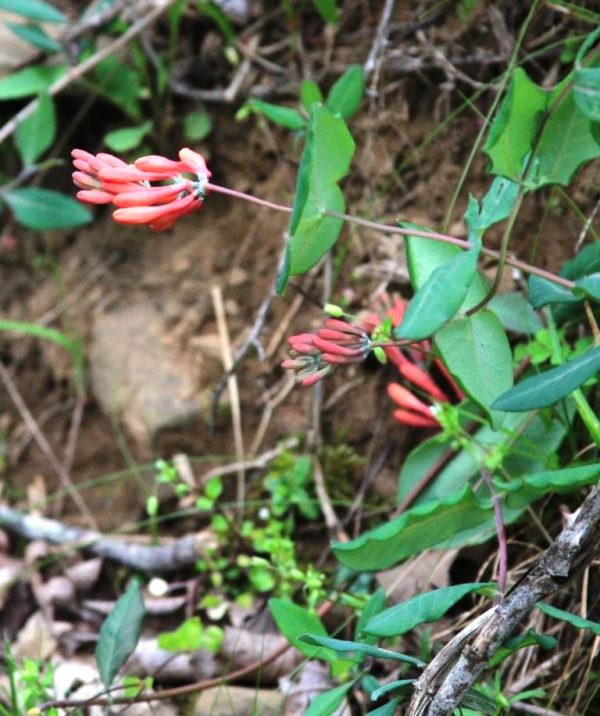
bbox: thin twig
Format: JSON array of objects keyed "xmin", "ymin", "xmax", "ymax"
[
  {"xmin": 211, "ymin": 286, "xmax": 245, "ymax": 521},
  {"xmin": 481, "ymin": 469, "xmax": 508, "ymax": 595},
  {"xmin": 364, "ymin": 0, "xmax": 396, "ymax": 94},
  {"xmin": 0, "ymin": 358, "xmax": 96, "ymax": 528},
  {"xmin": 313, "ymin": 458, "xmax": 348, "ymax": 544}
]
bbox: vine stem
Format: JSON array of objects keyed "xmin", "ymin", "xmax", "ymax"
[{"xmin": 205, "ymin": 183, "xmax": 574, "ymax": 290}]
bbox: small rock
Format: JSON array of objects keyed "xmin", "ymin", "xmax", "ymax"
[
  {"xmin": 89, "ymin": 302, "xmax": 202, "ymax": 443},
  {"xmin": 194, "ymin": 685, "xmax": 285, "ymax": 715}
]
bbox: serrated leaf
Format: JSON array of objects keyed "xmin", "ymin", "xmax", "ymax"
[
  {"xmin": 435, "ymin": 310, "xmax": 513, "ymax": 425},
  {"xmin": 484, "ymin": 68, "xmax": 548, "ymax": 179},
  {"xmin": 306, "ymin": 683, "xmax": 351, "ymax": 716},
  {"xmin": 298, "ymin": 634, "xmax": 425, "ymax": 667},
  {"xmin": 95, "ymin": 580, "xmax": 146, "ymax": 688},
  {"xmin": 248, "ymin": 99, "xmax": 306, "ymax": 130},
  {"xmin": 492, "ymin": 345, "xmax": 600, "ymax": 411},
  {"xmin": 573, "ymin": 273, "xmax": 600, "ymax": 302},
  {"xmin": 0, "ymin": 63, "xmax": 65, "ymax": 99},
  {"xmin": 326, "ymin": 65, "xmax": 365, "ymax": 119},
  {"xmin": 2, "ymin": 188, "xmax": 91, "ymax": 230},
  {"xmin": 495, "ymin": 463, "xmax": 600, "ymax": 510},
  {"xmin": 6, "ymin": 22, "xmax": 62, "ymax": 52},
  {"xmin": 488, "ymin": 630, "xmax": 556, "ymax": 667},
  {"xmin": 363, "ymin": 583, "xmax": 495, "ymax": 638},
  {"xmin": 528, "ymin": 275, "xmax": 580, "ymax": 309},
  {"xmin": 536, "ymin": 602, "xmax": 600, "ymax": 636},
  {"xmin": 288, "ymin": 105, "xmax": 354, "ymax": 276},
  {"xmin": 0, "ymin": 0, "xmax": 66, "ymax": 22},
  {"xmin": 15, "ymin": 92, "xmax": 55, "ymax": 165},
  {"xmin": 300, "ymin": 80, "xmax": 323, "ymax": 111},
  {"xmin": 488, "ymin": 291, "xmax": 542, "ymax": 333},
  {"xmin": 269, "ymin": 598, "xmax": 337, "ymax": 661},
  {"xmin": 333, "ymin": 486, "xmax": 498, "ymax": 571},
  {"xmin": 104, "ymin": 121, "xmax": 153, "ymax": 152},
  {"xmin": 395, "ymin": 246, "xmax": 479, "ymax": 340}
]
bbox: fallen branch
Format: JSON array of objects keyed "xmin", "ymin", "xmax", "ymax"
[
  {"xmin": 0, "ymin": 505, "xmax": 215, "ymax": 572},
  {"xmin": 407, "ymin": 484, "xmax": 600, "ymax": 715}
]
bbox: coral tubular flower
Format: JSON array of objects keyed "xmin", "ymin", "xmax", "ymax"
[
  {"xmin": 387, "ymin": 383, "xmax": 440, "ymax": 428},
  {"xmin": 71, "ymin": 147, "xmax": 211, "ymax": 231},
  {"xmin": 283, "ymin": 319, "xmax": 371, "ymax": 386}
]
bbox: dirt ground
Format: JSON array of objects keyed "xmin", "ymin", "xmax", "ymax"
[{"xmin": 0, "ymin": 1, "xmax": 599, "ymax": 711}]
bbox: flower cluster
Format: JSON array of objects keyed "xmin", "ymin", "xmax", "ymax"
[
  {"xmin": 72, "ymin": 148, "xmax": 211, "ymax": 231},
  {"xmin": 283, "ymin": 297, "xmax": 464, "ymax": 429},
  {"xmin": 282, "ymin": 319, "xmax": 372, "ymax": 387}
]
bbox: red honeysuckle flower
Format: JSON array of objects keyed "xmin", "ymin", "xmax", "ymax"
[
  {"xmin": 71, "ymin": 147, "xmax": 211, "ymax": 231},
  {"xmin": 387, "ymin": 383, "xmax": 440, "ymax": 429}
]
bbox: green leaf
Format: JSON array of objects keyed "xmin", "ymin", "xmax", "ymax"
[
  {"xmin": 395, "ymin": 246, "xmax": 479, "ymax": 340},
  {"xmin": 248, "ymin": 99, "xmax": 306, "ymax": 130},
  {"xmin": 326, "ymin": 65, "xmax": 365, "ymax": 119},
  {"xmin": 298, "ymin": 635, "xmax": 425, "ymax": 667},
  {"xmin": 484, "ymin": 68, "xmax": 548, "ymax": 179},
  {"xmin": 531, "ymin": 87, "xmax": 600, "ymax": 188},
  {"xmin": 15, "ymin": 92, "xmax": 55, "ymax": 165},
  {"xmin": 561, "ymin": 241, "xmax": 600, "ymax": 280},
  {"xmin": 435, "ymin": 310, "xmax": 513, "ymax": 425},
  {"xmin": 573, "ymin": 26, "xmax": 600, "ymax": 121},
  {"xmin": 333, "ymin": 486, "xmax": 498, "ymax": 571},
  {"xmin": 488, "ymin": 630, "xmax": 556, "ymax": 667},
  {"xmin": 301, "ymin": 80, "xmax": 323, "ymax": 112},
  {"xmin": 196, "ymin": 0, "xmax": 235, "ymax": 42},
  {"xmin": 0, "ymin": 319, "xmax": 84, "ymax": 388},
  {"xmin": 573, "ymin": 273, "xmax": 600, "ymax": 302},
  {"xmin": 402, "ymin": 223, "xmax": 489, "ymax": 310},
  {"xmin": 363, "ymin": 583, "xmax": 495, "ymax": 638},
  {"xmin": 528, "ymin": 275, "xmax": 580, "ymax": 309},
  {"xmin": 288, "ymin": 105, "xmax": 355, "ymax": 275},
  {"xmin": 104, "ymin": 121, "xmax": 153, "ymax": 152},
  {"xmin": 306, "ymin": 683, "xmax": 351, "ymax": 716},
  {"xmin": 275, "ymin": 239, "xmax": 291, "ymax": 295},
  {"xmin": 477, "ymin": 176, "xmax": 521, "ymax": 231},
  {"xmin": 0, "ymin": 63, "xmax": 65, "ymax": 99},
  {"xmin": 6, "ymin": 22, "xmax": 62, "ymax": 52},
  {"xmin": 536, "ymin": 602, "xmax": 600, "ymax": 636},
  {"xmin": 496, "ymin": 463, "xmax": 600, "ymax": 510},
  {"xmin": 183, "ymin": 110, "xmax": 213, "ymax": 141},
  {"xmin": 0, "ymin": 0, "xmax": 66, "ymax": 22},
  {"xmin": 355, "ymin": 588, "xmax": 386, "ymax": 644},
  {"xmin": 370, "ymin": 680, "xmax": 414, "ymax": 702},
  {"xmin": 269, "ymin": 598, "xmax": 336, "ymax": 661},
  {"xmin": 368, "ymin": 698, "xmax": 401, "ymax": 715},
  {"xmin": 95, "ymin": 580, "xmax": 146, "ymax": 688},
  {"xmin": 2, "ymin": 188, "xmax": 91, "ymax": 230},
  {"xmin": 492, "ymin": 345, "xmax": 600, "ymax": 411},
  {"xmin": 158, "ymin": 617, "xmax": 203, "ymax": 652},
  {"xmin": 397, "ymin": 410, "xmax": 568, "ymax": 507},
  {"xmin": 488, "ymin": 291, "xmax": 542, "ymax": 334},
  {"xmin": 312, "ymin": 0, "xmax": 338, "ymax": 24},
  {"xmin": 92, "ymin": 56, "xmax": 142, "ymax": 120}
]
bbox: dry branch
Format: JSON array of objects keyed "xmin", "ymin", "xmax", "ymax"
[
  {"xmin": 0, "ymin": 505, "xmax": 215, "ymax": 572},
  {"xmin": 408, "ymin": 485, "xmax": 600, "ymax": 714}
]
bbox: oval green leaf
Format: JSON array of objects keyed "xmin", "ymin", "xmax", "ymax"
[
  {"xmin": 6, "ymin": 22, "xmax": 62, "ymax": 52},
  {"xmin": 491, "ymin": 345, "xmax": 600, "ymax": 411},
  {"xmin": 363, "ymin": 583, "xmax": 495, "ymax": 638},
  {"xmin": 306, "ymin": 683, "xmax": 352, "ymax": 716},
  {"xmin": 326, "ymin": 65, "xmax": 365, "ymax": 119},
  {"xmin": 15, "ymin": 92, "xmax": 55, "ymax": 165},
  {"xmin": 2, "ymin": 187, "xmax": 91, "ymax": 230},
  {"xmin": 269, "ymin": 598, "xmax": 336, "ymax": 661},
  {"xmin": 435, "ymin": 310, "xmax": 513, "ymax": 425},
  {"xmin": 0, "ymin": 63, "xmax": 65, "ymax": 99},
  {"xmin": 95, "ymin": 579, "xmax": 146, "ymax": 688},
  {"xmin": 0, "ymin": 0, "xmax": 66, "ymax": 22},
  {"xmin": 248, "ymin": 99, "xmax": 306, "ymax": 130},
  {"xmin": 396, "ymin": 246, "xmax": 479, "ymax": 341},
  {"xmin": 298, "ymin": 634, "xmax": 424, "ymax": 667}
]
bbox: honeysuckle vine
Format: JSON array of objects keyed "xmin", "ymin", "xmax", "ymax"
[{"xmin": 72, "ymin": 148, "xmax": 574, "ymax": 290}]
